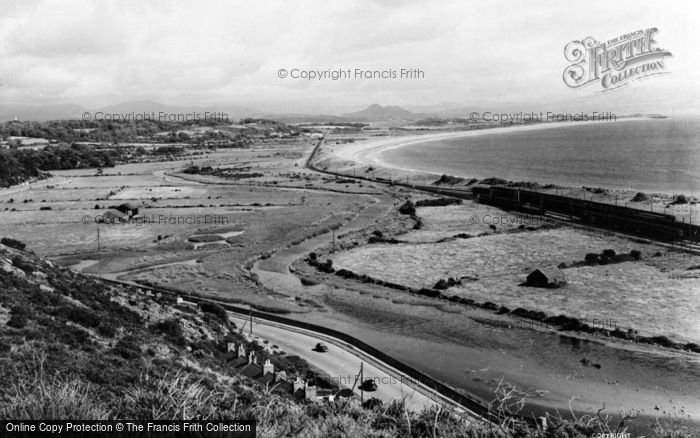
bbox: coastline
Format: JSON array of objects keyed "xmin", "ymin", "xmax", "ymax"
[{"xmin": 332, "ymin": 118, "xmax": 644, "ymax": 175}]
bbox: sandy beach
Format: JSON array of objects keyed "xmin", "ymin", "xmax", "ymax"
[{"xmin": 331, "ymin": 119, "xmax": 642, "ymax": 174}]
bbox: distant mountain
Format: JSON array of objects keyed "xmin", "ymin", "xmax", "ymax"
[
  {"xmin": 341, "ymin": 104, "xmax": 422, "ymax": 122},
  {"xmin": 95, "ymin": 100, "xmax": 256, "ymax": 121},
  {"xmin": 0, "ymin": 104, "xmax": 88, "ymax": 123},
  {"xmin": 0, "ymin": 101, "xmax": 257, "ymax": 123}
]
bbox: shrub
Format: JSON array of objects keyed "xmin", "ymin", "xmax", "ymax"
[
  {"xmin": 113, "ymin": 336, "xmax": 141, "ymax": 360},
  {"xmin": 433, "ymin": 279, "xmax": 449, "ymax": 290},
  {"xmin": 417, "ymin": 288, "xmax": 440, "ymax": 298},
  {"xmin": 434, "ymin": 174, "xmax": 465, "ymax": 185},
  {"xmin": 1, "ymin": 237, "xmax": 27, "ymax": 251},
  {"xmin": 497, "ymin": 306, "xmax": 510, "ymax": 315},
  {"xmin": 480, "ymin": 177, "xmax": 508, "ymax": 185},
  {"xmin": 65, "ymin": 306, "xmax": 101, "ymax": 329},
  {"xmin": 415, "ymin": 198, "xmax": 462, "ymax": 207},
  {"xmin": 300, "ymin": 277, "xmax": 319, "ymax": 286},
  {"xmin": 482, "ymin": 302, "xmax": 499, "ymax": 311},
  {"xmin": 412, "ymin": 217, "xmax": 423, "ymax": 230},
  {"xmin": 630, "ymin": 249, "xmax": 642, "ymax": 260},
  {"xmin": 199, "ymin": 302, "xmax": 228, "ymax": 321},
  {"xmin": 154, "ymin": 318, "xmax": 182, "ymax": 338},
  {"xmin": 398, "ymin": 201, "xmax": 416, "ymax": 215},
  {"xmin": 0, "ymin": 340, "xmax": 10, "ymax": 354},
  {"xmin": 602, "ymin": 249, "xmax": 616, "ymax": 259},
  {"xmin": 671, "ymin": 194, "xmax": 689, "ymax": 205},
  {"xmin": 685, "ymin": 343, "xmax": 700, "ymax": 353},
  {"xmin": 11, "ymin": 256, "xmax": 34, "ymax": 274},
  {"xmin": 97, "ymin": 321, "xmax": 116, "ymax": 338},
  {"xmin": 317, "ymin": 260, "xmax": 334, "ymax": 274},
  {"xmin": 7, "ymin": 314, "xmax": 28, "ymax": 328},
  {"xmin": 650, "ymin": 335, "xmax": 676, "ymax": 348},
  {"xmin": 584, "ymin": 253, "xmax": 600, "ymax": 265},
  {"xmin": 631, "ymin": 192, "xmax": 649, "ymax": 202}
]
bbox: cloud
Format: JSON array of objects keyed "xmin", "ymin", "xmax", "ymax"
[{"xmin": 0, "ymin": 0, "xmax": 697, "ymax": 113}]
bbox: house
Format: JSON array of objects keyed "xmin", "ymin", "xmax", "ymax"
[
  {"xmin": 100, "ymin": 209, "xmax": 128, "ymax": 223},
  {"xmin": 526, "ymin": 266, "xmax": 566, "ymax": 288},
  {"xmin": 238, "ymin": 352, "xmax": 263, "ymax": 378},
  {"xmin": 228, "ymin": 343, "xmax": 334, "ymax": 402},
  {"xmin": 116, "ymin": 202, "xmax": 139, "ymax": 218}
]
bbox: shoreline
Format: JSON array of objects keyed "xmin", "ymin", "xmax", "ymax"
[
  {"xmin": 325, "ymin": 117, "xmax": 700, "ymax": 199},
  {"xmin": 334, "ymin": 118, "xmax": 643, "ymax": 173}
]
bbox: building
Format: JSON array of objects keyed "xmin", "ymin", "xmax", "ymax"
[
  {"xmin": 100, "ymin": 209, "xmax": 129, "ymax": 223},
  {"xmin": 227, "ymin": 343, "xmax": 332, "ymax": 402},
  {"xmin": 526, "ymin": 266, "xmax": 566, "ymax": 288},
  {"xmin": 116, "ymin": 202, "xmax": 139, "ymax": 218}
]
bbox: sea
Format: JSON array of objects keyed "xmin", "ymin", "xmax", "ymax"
[{"xmin": 378, "ymin": 117, "xmax": 700, "ymax": 196}]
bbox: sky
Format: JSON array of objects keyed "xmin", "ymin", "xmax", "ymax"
[{"xmin": 0, "ymin": 0, "xmax": 698, "ymax": 115}]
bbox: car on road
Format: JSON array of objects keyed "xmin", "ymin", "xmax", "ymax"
[
  {"xmin": 360, "ymin": 378, "xmax": 377, "ymax": 392},
  {"xmin": 314, "ymin": 342, "xmax": 328, "ymax": 352}
]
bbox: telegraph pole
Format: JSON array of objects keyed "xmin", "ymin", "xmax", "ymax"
[
  {"xmin": 360, "ymin": 362, "xmax": 364, "ymax": 403},
  {"xmin": 249, "ymin": 305, "xmax": 253, "ymax": 336}
]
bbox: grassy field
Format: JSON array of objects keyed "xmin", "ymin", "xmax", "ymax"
[{"xmin": 330, "ymin": 201, "xmax": 700, "ymax": 344}]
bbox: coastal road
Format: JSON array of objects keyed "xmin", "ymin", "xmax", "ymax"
[{"xmin": 227, "ymin": 312, "xmax": 483, "ymax": 423}]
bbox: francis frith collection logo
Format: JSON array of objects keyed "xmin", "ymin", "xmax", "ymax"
[{"xmin": 563, "ymin": 28, "xmax": 672, "ymax": 91}]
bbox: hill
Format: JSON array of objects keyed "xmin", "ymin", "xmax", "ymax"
[
  {"xmin": 0, "ymin": 104, "xmax": 87, "ymax": 123},
  {"xmin": 0, "ymin": 239, "xmax": 685, "ymax": 437},
  {"xmin": 0, "ymin": 101, "xmax": 256, "ymax": 123},
  {"xmin": 341, "ymin": 104, "xmax": 423, "ymax": 122}
]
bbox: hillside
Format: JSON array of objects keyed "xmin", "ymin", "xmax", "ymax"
[
  {"xmin": 341, "ymin": 104, "xmax": 423, "ymax": 122},
  {"xmin": 0, "ymin": 239, "xmax": 686, "ymax": 437}
]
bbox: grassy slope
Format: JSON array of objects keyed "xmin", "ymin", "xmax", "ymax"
[{"xmin": 0, "ymin": 242, "xmax": 689, "ymax": 437}]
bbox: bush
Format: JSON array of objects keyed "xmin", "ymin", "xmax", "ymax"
[
  {"xmin": 317, "ymin": 260, "xmax": 334, "ymax": 274},
  {"xmin": 482, "ymin": 301, "xmax": 499, "ymax": 311},
  {"xmin": 584, "ymin": 253, "xmax": 600, "ymax": 264},
  {"xmin": 97, "ymin": 321, "xmax": 116, "ymax": 338},
  {"xmin": 671, "ymin": 194, "xmax": 689, "ymax": 205},
  {"xmin": 398, "ymin": 201, "xmax": 416, "ymax": 215},
  {"xmin": 113, "ymin": 336, "xmax": 141, "ymax": 360},
  {"xmin": 199, "ymin": 302, "xmax": 228, "ymax": 321},
  {"xmin": 154, "ymin": 318, "xmax": 182, "ymax": 338},
  {"xmin": 412, "ymin": 217, "xmax": 423, "ymax": 230},
  {"xmin": 650, "ymin": 335, "xmax": 676, "ymax": 348},
  {"xmin": 1, "ymin": 237, "xmax": 27, "ymax": 251},
  {"xmin": 11, "ymin": 256, "xmax": 34, "ymax": 274},
  {"xmin": 65, "ymin": 306, "xmax": 101, "ymax": 329},
  {"xmin": 417, "ymin": 288, "xmax": 440, "ymax": 298},
  {"xmin": 7, "ymin": 313, "xmax": 28, "ymax": 328},
  {"xmin": 602, "ymin": 249, "xmax": 616, "ymax": 259},
  {"xmin": 630, "ymin": 249, "xmax": 642, "ymax": 260},
  {"xmin": 415, "ymin": 198, "xmax": 462, "ymax": 207},
  {"xmin": 685, "ymin": 343, "xmax": 700, "ymax": 353},
  {"xmin": 631, "ymin": 192, "xmax": 649, "ymax": 202},
  {"xmin": 300, "ymin": 277, "xmax": 319, "ymax": 286}
]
